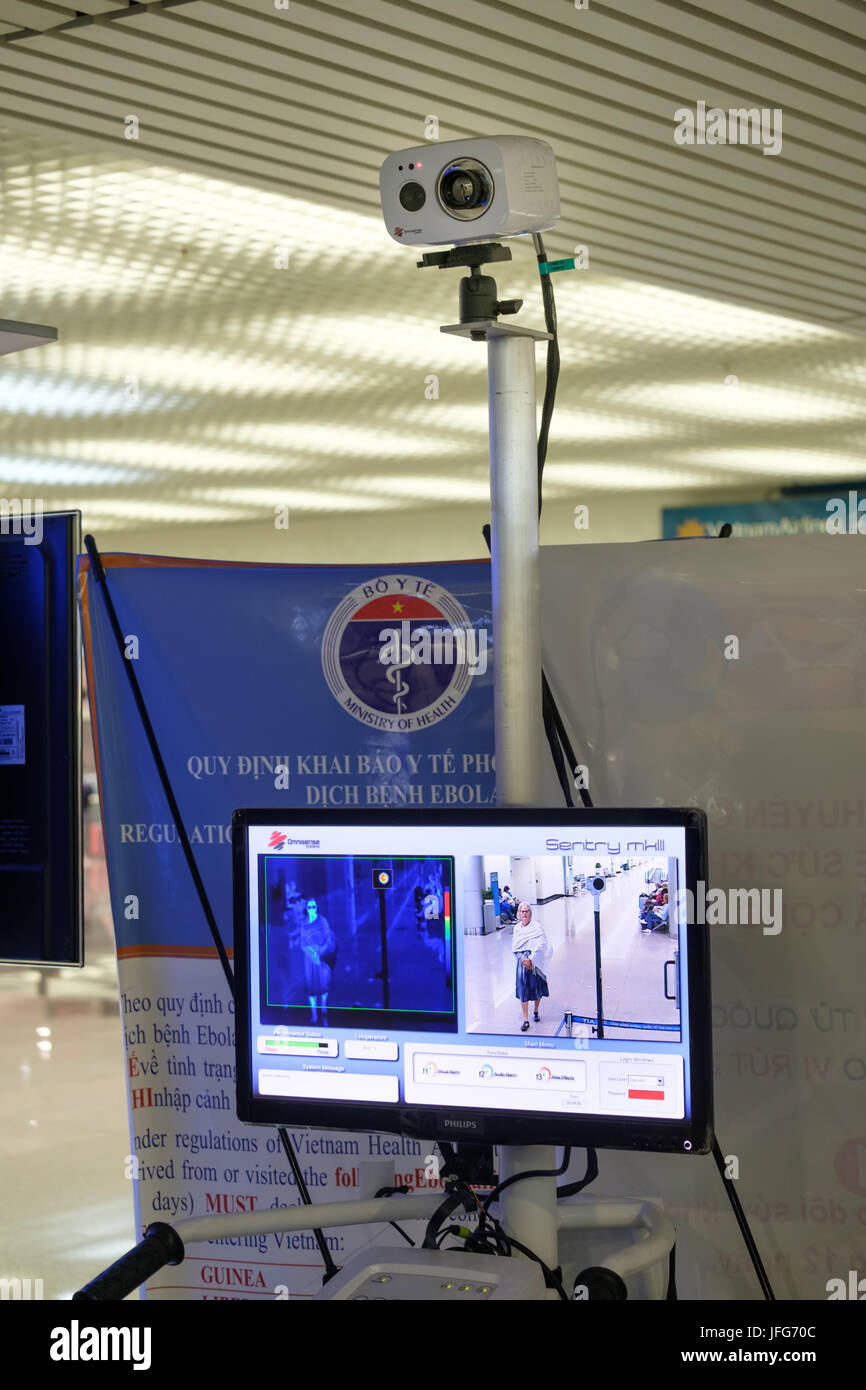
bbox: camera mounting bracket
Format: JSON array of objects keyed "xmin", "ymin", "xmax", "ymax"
[{"xmin": 417, "ymin": 240, "xmax": 524, "ymax": 326}]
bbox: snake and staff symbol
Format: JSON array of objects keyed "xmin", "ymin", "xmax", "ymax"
[{"xmin": 386, "ymin": 636, "xmax": 413, "ymax": 715}]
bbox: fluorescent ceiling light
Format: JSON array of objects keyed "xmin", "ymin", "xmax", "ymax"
[
  {"xmin": 3, "ymin": 131, "xmax": 865, "ymax": 528},
  {"xmin": 604, "ymin": 382, "xmax": 865, "ymax": 424},
  {"xmin": 0, "ymin": 455, "xmax": 151, "ymax": 485},
  {"xmin": 681, "ymin": 449, "xmax": 866, "ymax": 477}
]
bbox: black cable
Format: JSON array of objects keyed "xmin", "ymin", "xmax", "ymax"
[
  {"xmin": 84, "ymin": 535, "xmax": 339, "ymax": 1285},
  {"xmin": 542, "ymin": 680, "xmax": 575, "ymax": 807},
  {"xmin": 421, "ymin": 1184, "xmax": 474, "ymax": 1250},
  {"xmin": 557, "ymin": 1147, "xmax": 598, "ymax": 1200},
  {"xmin": 513, "ymin": 243, "xmax": 592, "ymax": 809},
  {"xmin": 532, "ymin": 236, "xmax": 593, "ymax": 812},
  {"xmin": 470, "ymin": 1212, "xmax": 567, "ymax": 1300},
  {"xmin": 666, "ymin": 1242, "xmax": 677, "ymax": 1301},
  {"xmin": 543, "ymin": 672, "xmax": 594, "ymax": 809},
  {"xmin": 277, "ymin": 1128, "xmax": 340, "ymax": 1281},
  {"xmin": 374, "ymin": 1185, "xmax": 416, "ymax": 1248},
  {"xmin": 505, "ymin": 1232, "xmax": 569, "ymax": 1301},
  {"xmin": 543, "ymin": 670, "xmax": 595, "ymax": 809},
  {"xmin": 482, "ymin": 1147, "xmax": 571, "ymax": 1215},
  {"xmin": 458, "ymin": 1200, "xmax": 567, "ymax": 1299},
  {"xmin": 526, "ymin": 242, "xmax": 594, "ymax": 811},
  {"xmin": 531, "ymin": 232, "xmax": 560, "ymax": 521},
  {"xmin": 467, "ymin": 1150, "xmax": 576, "ymax": 1291},
  {"xmin": 712, "ymin": 1137, "xmax": 775, "ymax": 1300},
  {"xmin": 463, "ymin": 1205, "xmax": 510, "ymax": 1258}
]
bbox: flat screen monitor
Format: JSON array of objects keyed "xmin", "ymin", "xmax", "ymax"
[
  {"xmin": 0, "ymin": 510, "xmax": 83, "ymax": 966},
  {"xmin": 233, "ymin": 808, "xmax": 711, "ymax": 1153}
]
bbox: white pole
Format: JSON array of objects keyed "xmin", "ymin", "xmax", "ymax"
[
  {"xmin": 487, "ymin": 328, "xmax": 557, "ymax": 1273},
  {"xmin": 487, "ymin": 332, "xmax": 545, "ymax": 806}
]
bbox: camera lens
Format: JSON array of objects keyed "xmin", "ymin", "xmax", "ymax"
[
  {"xmin": 436, "ymin": 158, "xmax": 493, "ymax": 221},
  {"xmin": 399, "ymin": 181, "xmax": 426, "ymax": 212}
]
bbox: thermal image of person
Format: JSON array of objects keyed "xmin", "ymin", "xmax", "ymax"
[
  {"xmin": 285, "ymin": 879, "xmax": 306, "ymax": 936},
  {"xmin": 300, "ymin": 898, "xmax": 336, "ymax": 1024},
  {"xmin": 513, "ymin": 902, "xmax": 550, "ymax": 1031},
  {"xmin": 414, "ymin": 884, "xmax": 426, "ymax": 931},
  {"xmin": 422, "ymin": 888, "xmax": 441, "ymax": 921}
]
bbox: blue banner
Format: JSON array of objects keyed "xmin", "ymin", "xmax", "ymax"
[
  {"xmin": 82, "ymin": 558, "xmax": 495, "ymax": 955},
  {"xmin": 663, "ymin": 490, "xmax": 866, "ymax": 540},
  {"xmin": 80, "ymin": 555, "xmax": 494, "ymax": 1298}
]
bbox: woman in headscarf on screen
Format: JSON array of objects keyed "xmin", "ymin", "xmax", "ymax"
[
  {"xmin": 300, "ymin": 897, "xmax": 337, "ymax": 1024},
  {"xmin": 513, "ymin": 902, "xmax": 551, "ymax": 1031}
]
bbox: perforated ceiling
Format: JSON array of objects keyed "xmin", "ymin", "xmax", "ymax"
[{"xmin": 1, "ymin": 0, "xmax": 865, "ymax": 529}]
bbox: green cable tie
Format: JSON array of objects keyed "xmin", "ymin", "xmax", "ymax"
[{"xmin": 538, "ymin": 257, "xmax": 576, "ymax": 275}]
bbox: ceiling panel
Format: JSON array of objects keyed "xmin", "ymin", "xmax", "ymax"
[
  {"xmin": 2, "ymin": 118, "xmax": 866, "ymax": 532},
  {"xmin": 0, "ymin": 0, "xmax": 863, "ymax": 327},
  {"xmin": 0, "ymin": 0, "xmax": 162, "ymax": 26},
  {"xmin": 0, "ymin": 1, "xmax": 865, "ymax": 531}
]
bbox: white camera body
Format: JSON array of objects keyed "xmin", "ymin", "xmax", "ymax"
[{"xmin": 379, "ymin": 135, "xmax": 559, "ymax": 247}]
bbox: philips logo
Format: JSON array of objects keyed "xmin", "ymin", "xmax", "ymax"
[{"xmin": 443, "ymin": 1118, "xmax": 478, "ymax": 1129}]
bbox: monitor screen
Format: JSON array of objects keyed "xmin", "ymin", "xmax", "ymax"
[
  {"xmin": 233, "ymin": 808, "xmax": 711, "ymax": 1153},
  {"xmin": 0, "ymin": 510, "xmax": 82, "ymax": 967}
]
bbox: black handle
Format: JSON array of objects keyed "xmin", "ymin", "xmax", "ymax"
[
  {"xmin": 664, "ymin": 959, "xmax": 676, "ymax": 1001},
  {"xmin": 72, "ymin": 1222, "xmax": 184, "ymax": 1301}
]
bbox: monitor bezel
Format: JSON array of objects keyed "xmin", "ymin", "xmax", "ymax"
[
  {"xmin": 0, "ymin": 510, "xmax": 83, "ymax": 968},
  {"xmin": 232, "ymin": 806, "xmax": 712, "ymax": 1155}
]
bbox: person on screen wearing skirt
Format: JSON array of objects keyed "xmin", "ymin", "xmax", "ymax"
[
  {"xmin": 513, "ymin": 903, "xmax": 551, "ymax": 1031},
  {"xmin": 300, "ymin": 898, "xmax": 337, "ymax": 1024}
]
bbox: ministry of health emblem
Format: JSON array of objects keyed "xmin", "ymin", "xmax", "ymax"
[{"xmin": 321, "ymin": 574, "xmax": 479, "ymax": 732}]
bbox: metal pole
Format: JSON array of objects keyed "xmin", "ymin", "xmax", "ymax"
[
  {"xmin": 377, "ymin": 889, "xmax": 390, "ymax": 1010},
  {"xmin": 488, "ymin": 332, "xmax": 545, "ymax": 807},
  {"xmin": 487, "ymin": 329, "xmax": 557, "ymax": 1273},
  {"xmin": 594, "ymin": 905, "xmax": 605, "ymax": 1037}
]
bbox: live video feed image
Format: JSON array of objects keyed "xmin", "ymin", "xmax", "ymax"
[
  {"xmin": 463, "ymin": 853, "xmax": 681, "ymax": 1042},
  {"xmin": 258, "ymin": 853, "xmax": 457, "ymax": 1032}
]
